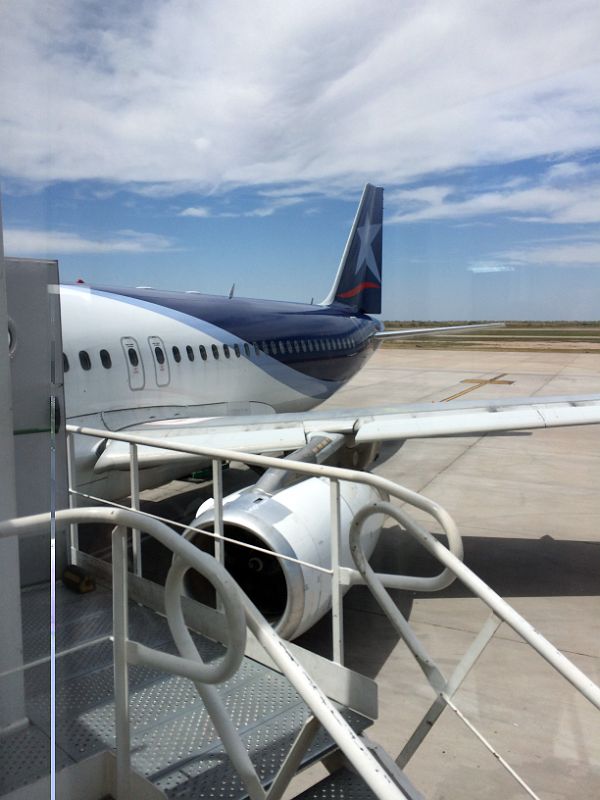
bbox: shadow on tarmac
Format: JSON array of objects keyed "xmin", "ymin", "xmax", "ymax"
[{"xmin": 75, "ymin": 467, "xmax": 598, "ymax": 681}]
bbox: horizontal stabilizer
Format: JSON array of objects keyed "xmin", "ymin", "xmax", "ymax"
[{"xmin": 375, "ymin": 322, "xmax": 505, "ymax": 340}]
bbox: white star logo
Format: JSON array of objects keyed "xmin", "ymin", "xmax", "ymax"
[{"xmin": 355, "ymin": 221, "xmax": 381, "ymax": 281}]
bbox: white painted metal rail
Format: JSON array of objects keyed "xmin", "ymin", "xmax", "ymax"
[
  {"xmin": 0, "ymin": 507, "xmax": 411, "ymax": 800},
  {"xmin": 62, "ymin": 423, "xmax": 600, "ymax": 798}
]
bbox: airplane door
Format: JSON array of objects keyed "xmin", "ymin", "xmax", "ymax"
[
  {"xmin": 148, "ymin": 335, "xmax": 170, "ymax": 387},
  {"xmin": 121, "ymin": 336, "xmax": 145, "ymax": 390}
]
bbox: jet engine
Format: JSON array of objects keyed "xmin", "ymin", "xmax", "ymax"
[{"xmin": 186, "ymin": 473, "xmax": 386, "ymax": 640}]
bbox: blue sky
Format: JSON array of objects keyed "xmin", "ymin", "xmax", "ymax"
[{"xmin": 1, "ymin": 1, "xmax": 600, "ymax": 320}]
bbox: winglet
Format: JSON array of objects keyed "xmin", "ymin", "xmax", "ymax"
[{"xmin": 321, "ymin": 184, "xmax": 384, "ymax": 314}]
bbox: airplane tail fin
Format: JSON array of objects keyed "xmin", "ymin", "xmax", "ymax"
[{"xmin": 321, "ymin": 183, "xmax": 383, "ymax": 314}]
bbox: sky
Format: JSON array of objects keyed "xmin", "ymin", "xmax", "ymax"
[{"xmin": 1, "ymin": 0, "xmax": 599, "ymax": 320}]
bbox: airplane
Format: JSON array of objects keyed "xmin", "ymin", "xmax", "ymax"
[{"xmin": 59, "ymin": 184, "xmax": 600, "ymax": 639}]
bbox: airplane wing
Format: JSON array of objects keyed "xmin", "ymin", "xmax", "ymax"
[
  {"xmin": 90, "ymin": 393, "xmax": 600, "ymax": 472},
  {"xmin": 374, "ymin": 322, "xmax": 505, "ymax": 339}
]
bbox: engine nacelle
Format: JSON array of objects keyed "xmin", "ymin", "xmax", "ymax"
[{"xmin": 188, "ymin": 476, "xmax": 385, "ymax": 640}]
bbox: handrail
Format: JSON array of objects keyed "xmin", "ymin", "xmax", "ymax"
[
  {"xmin": 1, "ymin": 506, "xmax": 411, "ymax": 800},
  {"xmin": 66, "ymin": 423, "xmax": 464, "ymax": 592},
  {"xmin": 349, "ymin": 500, "xmax": 600, "ymax": 710},
  {"xmin": 0, "ymin": 507, "xmax": 248, "ymax": 799},
  {"xmin": 7, "ymin": 425, "xmax": 597, "ymax": 797},
  {"xmin": 0, "ymin": 507, "xmax": 247, "ymax": 686}
]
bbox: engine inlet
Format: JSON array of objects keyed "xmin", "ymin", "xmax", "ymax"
[{"xmin": 186, "ymin": 524, "xmax": 288, "ymax": 625}]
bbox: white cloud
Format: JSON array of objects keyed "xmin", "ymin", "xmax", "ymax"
[
  {"xmin": 501, "ymin": 238, "xmax": 600, "ymax": 268},
  {"xmin": 469, "ymin": 263, "xmax": 515, "ymax": 273},
  {"xmin": 178, "ymin": 196, "xmax": 304, "ymax": 218},
  {"xmin": 179, "ymin": 206, "xmax": 211, "ymax": 218},
  {"xmin": 388, "ymin": 163, "xmax": 600, "ymax": 224},
  {"xmin": 1, "ymin": 1, "xmax": 600, "ymax": 192},
  {"xmin": 4, "ymin": 227, "xmax": 175, "ymax": 255}
]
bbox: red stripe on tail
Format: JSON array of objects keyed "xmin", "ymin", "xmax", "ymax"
[{"xmin": 337, "ymin": 281, "xmax": 380, "ymax": 299}]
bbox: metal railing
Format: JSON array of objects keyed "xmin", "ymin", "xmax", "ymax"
[
  {"xmin": 63, "ymin": 423, "xmax": 600, "ymax": 798},
  {"xmin": 66, "ymin": 424, "xmax": 463, "ymax": 664},
  {"xmin": 0, "ymin": 506, "xmax": 411, "ymax": 800},
  {"xmin": 350, "ymin": 501, "xmax": 600, "ymax": 799}
]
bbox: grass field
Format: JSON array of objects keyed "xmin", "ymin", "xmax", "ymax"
[{"xmin": 382, "ymin": 322, "xmax": 600, "ymax": 351}]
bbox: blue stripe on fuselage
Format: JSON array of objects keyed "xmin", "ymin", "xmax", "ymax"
[{"xmin": 82, "ymin": 284, "xmax": 381, "ymax": 389}]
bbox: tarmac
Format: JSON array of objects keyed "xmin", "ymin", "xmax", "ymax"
[{"xmin": 289, "ymin": 347, "xmax": 600, "ymax": 799}]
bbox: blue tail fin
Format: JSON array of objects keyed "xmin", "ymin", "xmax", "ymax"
[{"xmin": 322, "ymin": 184, "xmax": 383, "ymax": 314}]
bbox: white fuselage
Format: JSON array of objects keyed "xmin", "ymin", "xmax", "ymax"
[{"xmin": 60, "ymin": 285, "xmax": 379, "ymax": 499}]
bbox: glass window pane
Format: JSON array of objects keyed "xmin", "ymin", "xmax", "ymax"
[{"xmin": 79, "ymin": 350, "xmax": 91, "ymax": 370}]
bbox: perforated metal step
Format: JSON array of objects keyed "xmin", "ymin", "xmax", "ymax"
[
  {"xmin": 293, "ymin": 767, "xmax": 423, "ymax": 800},
  {"xmin": 3, "ymin": 582, "xmax": 371, "ymax": 799}
]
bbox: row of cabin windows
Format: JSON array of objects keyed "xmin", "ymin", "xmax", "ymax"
[
  {"xmin": 64, "ymin": 349, "xmax": 113, "ymax": 372},
  {"xmin": 63, "ymin": 333, "xmax": 365, "ymax": 374}
]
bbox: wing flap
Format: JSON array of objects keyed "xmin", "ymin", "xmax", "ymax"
[
  {"xmin": 355, "ymin": 400, "xmax": 600, "ymax": 442},
  {"xmin": 94, "ymin": 422, "xmax": 309, "ymax": 472}
]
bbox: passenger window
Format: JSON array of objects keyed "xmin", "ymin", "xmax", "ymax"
[
  {"xmin": 314, "ymin": 340, "xmax": 321, "ymax": 352},
  {"xmin": 301, "ymin": 341, "xmax": 307, "ymax": 353},
  {"xmin": 254, "ymin": 343, "xmax": 260, "ymax": 356},
  {"xmin": 244, "ymin": 343, "xmax": 251, "ymax": 357},
  {"xmin": 234, "ymin": 344, "xmax": 241, "ymax": 357},
  {"xmin": 199, "ymin": 345, "xmax": 207, "ymax": 361},
  {"xmin": 186, "ymin": 345, "xmax": 195, "ymax": 362},
  {"xmin": 100, "ymin": 349, "xmax": 112, "ymax": 369},
  {"xmin": 154, "ymin": 346, "xmax": 165, "ymax": 365},
  {"xmin": 79, "ymin": 350, "xmax": 91, "ymax": 370},
  {"xmin": 212, "ymin": 344, "xmax": 219, "ymax": 359},
  {"xmin": 172, "ymin": 346, "xmax": 181, "ymax": 363},
  {"xmin": 307, "ymin": 340, "xmax": 314, "ymax": 352},
  {"xmin": 63, "ymin": 353, "xmax": 70, "ymax": 372},
  {"xmin": 286, "ymin": 341, "xmax": 293, "ymax": 354},
  {"xmin": 128, "ymin": 347, "xmax": 139, "ymax": 367},
  {"xmin": 278, "ymin": 341, "xmax": 286, "ymax": 354},
  {"xmin": 270, "ymin": 341, "xmax": 278, "ymax": 355},
  {"xmin": 294, "ymin": 340, "xmax": 300, "ymax": 353},
  {"xmin": 223, "ymin": 344, "xmax": 230, "ymax": 358}
]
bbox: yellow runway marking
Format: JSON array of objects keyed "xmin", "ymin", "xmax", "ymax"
[{"xmin": 441, "ymin": 373, "xmax": 514, "ymax": 402}]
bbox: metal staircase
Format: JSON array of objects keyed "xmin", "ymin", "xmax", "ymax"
[
  {"xmin": 1, "ymin": 427, "xmax": 599, "ymax": 799},
  {"xmin": 4, "ymin": 581, "xmax": 376, "ymax": 800}
]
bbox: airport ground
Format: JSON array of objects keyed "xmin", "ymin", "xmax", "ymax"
[
  {"xmin": 90, "ymin": 346, "xmax": 600, "ymax": 799},
  {"xmin": 381, "ymin": 322, "xmax": 600, "ymax": 353},
  {"xmin": 290, "ymin": 346, "xmax": 600, "ymax": 798}
]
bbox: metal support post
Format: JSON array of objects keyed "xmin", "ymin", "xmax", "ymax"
[
  {"xmin": 112, "ymin": 525, "xmax": 131, "ymax": 799},
  {"xmin": 129, "ymin": 444, "xmax": 142, "ymax": 577},
  {"xmin": 396, "ymin": 614, "xmax": 502, "ymax": 768},
  {"xmin": 212, "ymin": 458, "xmax": 224, "ymax": 566},
  {"xmin": 66, "ymin": 432, "xmax": 79, "ymax": 564},
  {"xmin": 330, "ymin": 478, "xmax": 344, "ymax": 665},
  {"xmin": 212, "ymin": 459, "xmax": 224, "ymax": 612},
  {"xmin": 266, "ymin": 715, "xmax": 321, "ymax": 800}
]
